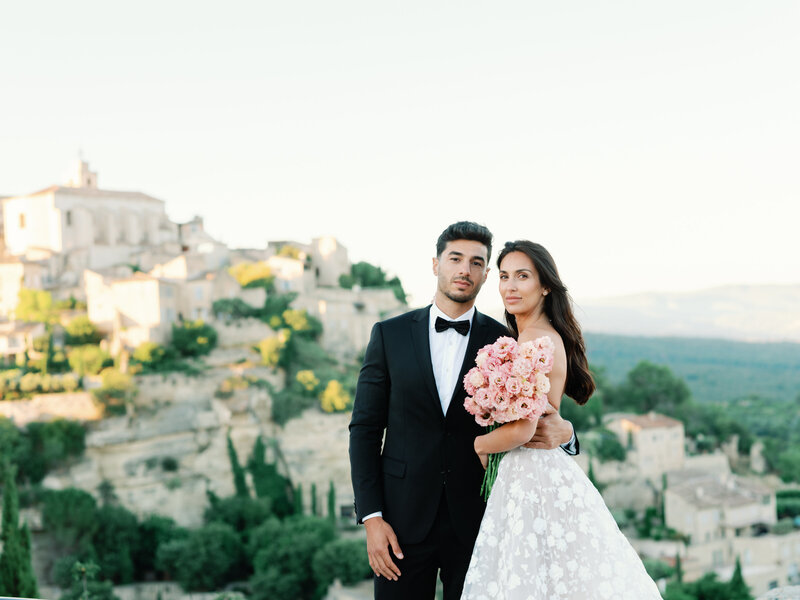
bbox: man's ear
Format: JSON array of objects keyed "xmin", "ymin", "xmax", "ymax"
[{"xmin": 432, "ymin": 257, "xmax": 439, "ymax": 276}]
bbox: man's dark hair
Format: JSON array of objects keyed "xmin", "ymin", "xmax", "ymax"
[{"xmin": 436, "ymin": 221, "xmax": 493, "ymax": 259}]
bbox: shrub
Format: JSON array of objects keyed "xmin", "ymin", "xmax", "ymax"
[
  {"xmin": 256, "ymin": 332, "xmax": 289, "ymax": 368},
  {"xmin": 592, "ymin": 429, "xmax": 627, "ymax": 462},
  {"xmin": 251, "ymin": 516, "xmax": 336, "ymax": 600},
  {"xmin": 91, "ymin": 368, "xmax": 135, "ymax": 415},
  {"xmin": 171, "ymin": 320, "xmax": 218, "ymax": 357},
  {"xmin": 213, "ymin": 298, "xmax": 256, "ymax": 320},
  {"xmin": 320, "ymin": 380, "xmax": 350, "ymax": 413},
  {"xmin": 163, "ymin": 523, "xmax": 243, "ymax": 591},
  {"xmin": 68, "ymin": 345, "xmax": 112, "ymax": 376},
  {"xmin": 296, "ymin": 370, "xmax": 319, "ymax": 394},
  {"xmin": 65, "ymin": 316, "xmax": 102, "ymax": 346},
  {"xmin": 312, "ymin": 539, "xmax": 371, "ymax": 594},
  {"xmin": 204, "ymin": 495, "xmax": 273, "ymax": 538},
  {"xmin": 132, "ymin": 341, "xmax": 167, "ymax": 365},
  {"xmin": 229, "ymin": 262, "xmax": 274, "ymax": 289},
  {"xmin": 42, "ymin": 488, "xmax": 98, "ymax": 553}
]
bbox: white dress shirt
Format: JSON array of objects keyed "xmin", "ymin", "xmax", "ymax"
[{"xmin": 428, "ymin": 302, "xmax": 475, "ymax": 416}]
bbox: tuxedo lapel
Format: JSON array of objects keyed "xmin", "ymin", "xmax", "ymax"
[
  {"xmin": 410, "ymin": 306, "xmax": 441, "ymax": 416},
  {"xmin": 445, "ymin": 310, "xmax": 490, "ymax": 420}
]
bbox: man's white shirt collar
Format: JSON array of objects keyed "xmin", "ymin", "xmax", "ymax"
[{"xmin": 429, "ymin": 302, "xmax": 476, "ymax": 329}]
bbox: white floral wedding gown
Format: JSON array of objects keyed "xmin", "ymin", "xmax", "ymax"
[{"xmin": 461, "ymin": 446, "xmax": 662, "ymax": 599}]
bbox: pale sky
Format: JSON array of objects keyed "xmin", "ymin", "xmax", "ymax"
[{"xmin": 1, "ymin": 1, "xmax": 798, "ymax": 313}]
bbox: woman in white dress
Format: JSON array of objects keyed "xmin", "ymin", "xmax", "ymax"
[{"xmin": 461, "ymin": 240, "xmax": 661, "ymax": 600}]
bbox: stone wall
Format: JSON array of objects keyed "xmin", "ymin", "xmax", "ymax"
[{"xmin": 0, "ymin": 392, "xmax": 101, "ymax": 426}]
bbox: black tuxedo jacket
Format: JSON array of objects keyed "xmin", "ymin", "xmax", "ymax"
[{"xmin": 349, "ymin": 305, "xmax": 509, "ymax": 547}]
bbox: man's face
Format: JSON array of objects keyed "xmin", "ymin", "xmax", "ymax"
[{"xmin": 432, "ymin": 239, "xmax": 490, "ymax": 304}]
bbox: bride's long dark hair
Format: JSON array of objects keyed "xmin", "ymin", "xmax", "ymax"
[{"xmin": 498, "ymin": 240, "xmax": 595, "ymax": 405}]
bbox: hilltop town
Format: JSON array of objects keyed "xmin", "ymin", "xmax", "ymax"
[{"xmin": 0, "ymin": 162, "xmax": 797, "ymax": 599}]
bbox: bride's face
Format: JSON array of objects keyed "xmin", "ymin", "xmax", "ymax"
[{"xmin": 498, "ymin": 251, "xmax": 547, "ymax": 315}]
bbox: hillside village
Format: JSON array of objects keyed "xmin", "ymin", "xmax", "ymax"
[{"xmin": 0, "ymin": 161, "xmax": 798, "ymax": 599}]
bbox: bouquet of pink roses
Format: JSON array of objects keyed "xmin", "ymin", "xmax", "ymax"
[{"xmin": 463, "ymin": 335, "xmax": 555, "ymax": 499}]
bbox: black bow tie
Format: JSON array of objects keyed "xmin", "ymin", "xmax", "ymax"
[{"xmin": 435, "ymin": 316, "xmax": 470, "ymax": 336}]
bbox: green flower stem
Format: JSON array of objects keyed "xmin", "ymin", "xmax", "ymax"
[{"xmin": 479, "ymin": 425, "xmax": 507, "ymax": 501}]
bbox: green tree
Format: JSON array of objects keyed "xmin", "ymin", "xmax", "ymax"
[
  {"xmin": 42, "ymin": 488, "xmax": 98, "ymax": 555},
  {"xmin": 247, "ymin": 437, "xmax": 294, "ymax": 518},
  {"xmin": 65, "ymin": 316, "xmax": 102, "ymax": 346},
  {"xmin": 131, "ymin": 342, "xmax": 168, "ymax": 368},
  {"xmin": 161, "ymin": 523, "xmax": 243, "ymax": 591},
  {"xmin": 327, "ymin": 480, "xmax": 336, "ymax": 523},
  {"xmin": 171, "ymin": 320, "xmax": 218, "ymax": 357},
  {"xmin": 613, "ymin": 360, "xmax": 691, "ymax": 414},
  {"xmin": 92, "ymin": 505, "xmax": 140, "ymax": 583},
  {"xmin": 213, "ymin": 298, "xmax": 256, "ymax": 320},
  {"xmin": 227, "ymin": 435, "xmax": 249, "ymax": 498},
  {"xmin": 68, "ymin": 345, "xmax": 112, "ymax": 376},
  {"xmin": 0, "ymin": 463, "xmax": 38, "ymax": 597},
  {"xmin": 729, "ymin": 556, "xmax": 752, "ymax": 600},
  {"xmin": 204, "ymin": 493, "xmax": 272, "ymax": 541},
  {"xmin": 311, "ymin": 482, "xmax": 318, "ymax": 516},
  {"xmin": 16, "ymin": 288, "xmax": 57, "ymax": 323},
  {"xmin": 294, "ymin": 484, "xmax": 303, "ymax": 515},
  {"xmin": 134, "ymin": 515, "xmax": 185, "ymax": 577},
  {"xmin": 592, "ymin": 429, "xmax": 627, "ymax": 462},
  {"xmin": 340, "ymin": 262, "xmax": 406, "ymax": 303},
  {"xmin": 60, "ymin": 561, "xmax": 118, "ymax": 600}
]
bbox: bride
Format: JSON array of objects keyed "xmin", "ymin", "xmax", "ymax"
[{"xmin": 461, "ymin": 240, "xmax": 661, "ymax": 600}]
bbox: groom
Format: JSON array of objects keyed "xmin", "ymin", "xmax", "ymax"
[{"xmin": 349, "ymin": 221, "xmax": 579, "ymax": 600}]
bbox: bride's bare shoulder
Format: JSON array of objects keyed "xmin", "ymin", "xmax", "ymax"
[{"xmin": 518, "ymin": 326, "xmax": 563, "ymax": 349}]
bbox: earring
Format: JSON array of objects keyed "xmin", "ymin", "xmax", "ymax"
[{"xmin": 543, "ymin": 291, "xmax": 548, "ymax": 296}]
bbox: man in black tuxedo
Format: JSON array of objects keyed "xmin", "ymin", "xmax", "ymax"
[{"xmin": 349, "ymin": 222, "xmax": 579, "ymax": 600}]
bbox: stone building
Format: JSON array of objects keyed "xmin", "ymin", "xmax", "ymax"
[
  {"xmin": 292, "ymin": 286, "xmax": 405, "ymax": 357},
  {"xmin": 605, "ymin": 411, "xmax": 685, "ymax": 479},
  {"xmin": 2, "ymin": 160, "xmax": 177, "ymax": 268},
  {"xmin": 666, "ymin": 472, "xmax": 775, "ymax": 544},
  {"xmin": 0, "ymin": 320, "xmax": 45, "ymax": 362},
  {"xmin": 84, "ymin": 256, "xmax": 265, "ymax": 352}
]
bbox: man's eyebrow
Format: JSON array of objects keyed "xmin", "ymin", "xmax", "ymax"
[{"xmin": 447, "ymin": 250, "xmax": 485, "ymax": 263}]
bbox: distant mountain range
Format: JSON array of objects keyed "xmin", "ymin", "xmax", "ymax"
[{"xmin": 575, "ymin": 284, "xmax": 800, "ymax": 343}]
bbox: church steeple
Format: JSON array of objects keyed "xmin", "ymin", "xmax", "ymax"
[{"xmin": 65, "ymin": 158, "xmax": 98, "ymax": 189}]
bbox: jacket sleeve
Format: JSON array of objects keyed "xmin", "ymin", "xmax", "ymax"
[{"xmin": 349, "ymin": 322, "xmax": 390, "ymax": 523}]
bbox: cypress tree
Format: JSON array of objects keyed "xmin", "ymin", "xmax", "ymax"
[
  {"xmin": 327, "ymin": 480, "xmax": 336, "ymax": 523},
  {"xmin": 248, "ymin": 436, "xmax": 268, "ymax": 498},
  {"xmin": 729, "ymin": 556, "xmax": 752, "ymax": 600},
  {"xmin": 0, "ymin": 463, "xmax": 38, "ymax": 597},
  {"xmin": 311, "ymin": 483, "xmax": 318, "ymax": 516},
  {"xmin": 226, "ymin": 435, "xmax": 249, "ymax": 497},
  {"xmin": 294, "ymin": 484, "xmax": 303, "ymax": 515},
  {"xmin": 675, "ymin": 553, "xmax": 683, "ymax": 584}
]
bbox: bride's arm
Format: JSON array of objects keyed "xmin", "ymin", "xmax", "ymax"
[{"xmin": 474, "ymin": 418, "xmax": 538, "ymax": 458}]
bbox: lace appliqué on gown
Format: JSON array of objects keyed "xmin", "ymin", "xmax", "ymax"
[{"xmin": 461, "ymin": 447, "xmax": 661, "ymax": 600}]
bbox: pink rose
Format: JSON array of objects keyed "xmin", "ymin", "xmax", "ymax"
[
  {"xmin": 506, "ymin": 376, "xmax": 523, "ymax": 396},
  {"xmin": 520, "ymin": 380, "xmax": 535, "ymax": 396},
  {"xmin": 511, "ymin": 358, "xmax": 534, "ymax": 379},
  {"xmin": 492, "ymin": 337, "xmax": 517, "ymax": 360},
  {"xmin": 534, "ymin": 371, "xmax": 551, "ymax": 394},
  {"xmin": 517, "ymin": 341, "xmax": 536, "ymax": 360}
]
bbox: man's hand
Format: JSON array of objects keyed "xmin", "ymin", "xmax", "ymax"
[
  {"xmin": 523, "ymin": 404, "xmax": 574, "ymax": 449},
  {"xmin": 365, "ymin": 517, "xmax": 404, "ymax": 581},
  {"xmin": 477, "ymin": 451, "xmax": 488, "ymax": 470}
]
